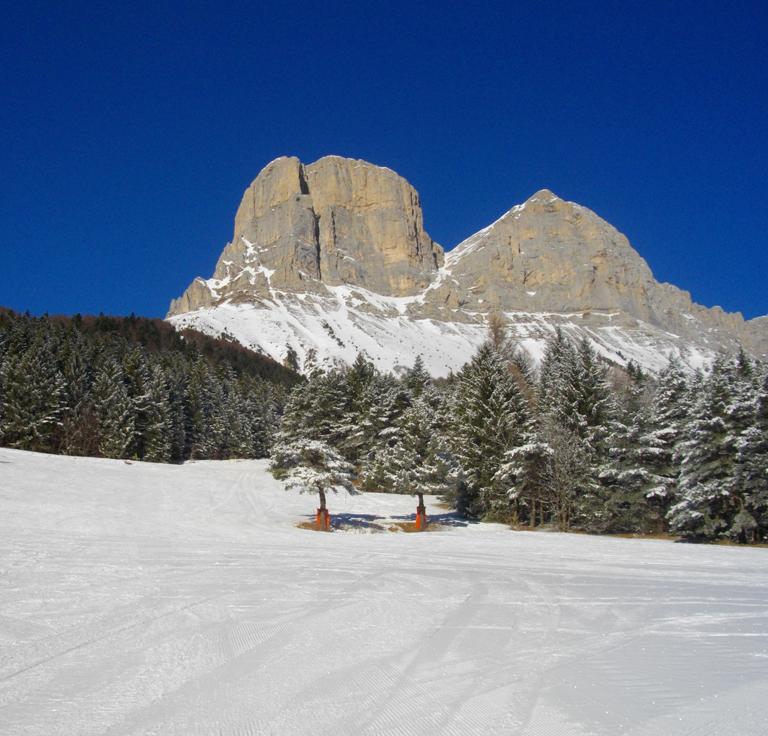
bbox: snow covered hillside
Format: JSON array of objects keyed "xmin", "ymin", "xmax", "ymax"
[
  {"xmin": 168, "ymin": 287, "xmax": 714, "ymax": 377},
  {"xmin": 1, "ymin": 449, "xmax": 767, "ymax": 735}
]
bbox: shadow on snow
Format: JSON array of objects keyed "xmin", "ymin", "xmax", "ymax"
[{"xmin": 300, "ymin": 510, "xmax": 473, "ymax": 530}]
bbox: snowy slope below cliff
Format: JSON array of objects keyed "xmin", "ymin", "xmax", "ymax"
[
  {"xmin": 168, "ymin": 284, "xmax": 713, "ymax": 376},
  {"xmin": 2, "ymin": 448, "xmax": 768, "ymax": 735}
]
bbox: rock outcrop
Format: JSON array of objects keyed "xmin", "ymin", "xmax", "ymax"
[
  {"xmin": 168, "ymin": 156, "xmax": 767, "ymax": 375},
  {"xmin": 169, "ymin": 156, "xmax": 443, "ymax": 314},
  {"xmin": 422, "ymin": 189, "xmax": 761, "ymax": 350}
]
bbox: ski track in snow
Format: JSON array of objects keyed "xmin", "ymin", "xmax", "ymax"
[{"xmin": 1, "ymin": 449, "xmax": 767, "ymax": 735}]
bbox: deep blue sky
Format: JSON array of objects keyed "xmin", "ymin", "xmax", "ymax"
[{"xmin": 2, "ymin": 1, "xmax": 766, "ymax": 319}]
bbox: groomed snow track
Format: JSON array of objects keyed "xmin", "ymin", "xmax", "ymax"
[{"xmin": 1, "ymin": 449, "xmax": 767, "ymax": 735}]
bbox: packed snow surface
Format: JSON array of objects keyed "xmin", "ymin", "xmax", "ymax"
[{"xmin": 2, "ymin": 449, "xmax": 767, "ymax": 735}]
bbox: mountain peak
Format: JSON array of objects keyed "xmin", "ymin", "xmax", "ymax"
[{"xmin": 525, "ymin": 188, "xmax": 562, "ymax": 204}]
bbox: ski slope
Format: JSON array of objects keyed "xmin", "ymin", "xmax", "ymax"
[{"xmin": 1, "ymin": 449, "xmax": 767, "ymax": 735}]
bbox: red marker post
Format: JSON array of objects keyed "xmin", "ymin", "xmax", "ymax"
[
  {"xmin": 316, "ymin": 508, "xmax": 330, "ymax": 531},
  {"xmin": 415, "ymin": 492, "xmax": 427, "ymax": 531}
]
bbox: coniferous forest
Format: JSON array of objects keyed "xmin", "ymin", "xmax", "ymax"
[
  {"xmin": 0, "ymin": 309, "xmax": 297, "ymax": 462},
  {"xmin": 2, "ymin": 308, "xmax": 766, "ymax": 544},
  {"xmin": 273, "ymin": 322, "xmax": 768, "ymax": 544}
]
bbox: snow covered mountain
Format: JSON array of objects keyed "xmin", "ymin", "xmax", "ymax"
[{"xmin": 167, "ymin": 156, "xmax": 767, "ymax": 376}]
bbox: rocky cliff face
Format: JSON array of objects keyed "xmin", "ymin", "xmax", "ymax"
[
  {"xmin": 169, "ymin": 156, "xmax": 443, "ymax": 314},
  {"xmin": 423, "ymin": 189, "xmax": 756, "ymax": 345},
  {"xmin": 168, "ymin": 156, "xmax": 766, "ymax": 375}
]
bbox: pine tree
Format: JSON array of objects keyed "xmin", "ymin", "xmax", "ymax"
[
  {"xmin": 337, "ymin": 355, "xmax": 378, "ymax": 462},
  {"xmin": 225, "ymin": 377, "xmax": 259, "ymax": 458},
  {"xmin": 206, "ymin": 367, "xmax": 231, "ymax": 458},
  {"xmin": 733, "ymin": 371, "xmax": 768, "ymax": 542},
  {"xmin": 541, "ymin": 419, "xmax": 594, "ymax": 529},
  {"xmin": 487, "ymin": 312, "xmax": 509, "ymax": 353},
  {"xmin": 668, "ymin": 356, "xmax": 738, "ymax": 540},
  {"xmin": 348, "ymin": 378, "xmax": 395, "ymax": 471},
  {"xmin": 302, "ymin": 347, "xmax": 319, "ymax": 376},
  {"xmin": 59, "ymin": 332, "xmax": 98, "ymax": 456},
  {"xmin": 164, "ymin": 354, "xmax": 189, "ymax": 462},
  {"xmin": 494, "ymin": 422, "xmax": 552, "ymax": 526},
  {"xmin": 143, "ymin": 362, "xmax": 172, "ymax": 462},
  {"xmin": 270, "ymin": 439, "xmax": 355, "ymax": 518},
  {"xmin": 236, "ymin": 379, "xmax": 273, "ymax": 459},
  {"xmin": 536, "ymin": 334, "xmax": 614, "ymax": 530},
  {"xmin": 452, "ymin": 342, "xmax": 531, "ymax": 519},
  {"xmin": 600, "ymin": 373, "xmax": 667, "ymax": 533},
  {"xmin": 0, "ymin": 336, "xmax": 67, "ymax": 451},
  {"xmin": 567, "ymin": 338, "xmax": 614, "ymax": 448},
  {"xmin": 310, "ymin": 369, "xmax": 349, "ymax": 447},
  {"xmin": 260, "ymin": 382, "xmax": 283, "ymax": 454},
  {"xmin": 724, "ymin": 351, "xmax": 761, "ymax": 483},
  {"xmin": 122, "ymin": 347, "xmax": 151, "ymax": 457},
  {"xmin": 92, "ymin": 358, "xmax": 135, "ymax": 459},
  {"xmin": 360, "ymin": 440, "xmax": 400, "ymax": 493},
  {"xmin": 404, "ymin": 355, "xmax": 431, "ymax": 398},
  {"xmin": 364, "ymin": 392, "xmax": 445, "ymax": 495},
  {"xmin": 346, "ymin": 353, "xmax": 376, "ymax": 399},
  {"xmin": 186, "ymin": 357, "xmax": 217, "ymax": 458},
  {"xmin": 278, "ymin": 366, "xmax": 354, "ymax": 455},
  {"xmin": 640, "ymin": 357, "xmax": 692, "ymax": 528},
  {"xmin": 370, "ymin": 378, "xmax": 411, "ymax": 443},
  {"xmin": 537, "ymin": 327, "xmax": 577, "ymax": 418},
  {"xmin": 0, "ymin": 335, "xmax": 5, "ymax": 436},
  {"xmin": 508, "ymin": 346, "xmax": 537, "ymax": 408},
  {"xmin": 278, "ymin": 374, "xmax": 315, "ymax": 444}
]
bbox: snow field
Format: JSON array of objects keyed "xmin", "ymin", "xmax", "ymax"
[
  {"xmin": 168, "ymin": 288, "xmax": 711, "ymax": 378},
  {"xmin": 1, "ymin": 448, "xmax": 767, "ymax": 735}
]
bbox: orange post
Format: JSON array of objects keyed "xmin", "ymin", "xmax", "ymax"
[
  {"xmin": 415, "ymin": 506, "xmax": 427, "ymax": 530},
  {"xmin": 316, "ymin": 508, "xmax": 330, "ymax": 531}
]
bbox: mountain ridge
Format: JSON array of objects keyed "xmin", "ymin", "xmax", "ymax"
[{"xmin": 167, "ymin": 155, "xmax": 766, "ymax": 375}]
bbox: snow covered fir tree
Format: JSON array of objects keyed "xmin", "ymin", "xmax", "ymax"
[{"xmin": 2, "ymin": 308, "xmax": 766, "ymax": 543}]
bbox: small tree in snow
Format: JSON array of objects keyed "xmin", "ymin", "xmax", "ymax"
[{"xmin": 270, "ymin": 439, "xmax": 354, "ymax": 527}]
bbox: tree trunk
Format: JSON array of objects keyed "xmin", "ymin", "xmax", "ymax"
[
  {"xmin": 416, "ymin": 493, "xmax": 427, "ymax": 530},
  {"xmin": 318, "ymin": 488, "xmax": 327, "ymax": 512},
  {"xmin": 530, "ymin": 499, "xmax": 536, "ymax": 528}
]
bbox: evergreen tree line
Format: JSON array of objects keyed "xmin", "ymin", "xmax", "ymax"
[
  {"xmin": 3, "ymin": 308, "xmax": 765, "ymax": 544},
  {"xmin": 276, "ymin": 328, "xmax": 768, "ymax": 544},
  {"xmin": 0, "ymin": 310, "xmax": 295, "ymax": 462}
]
